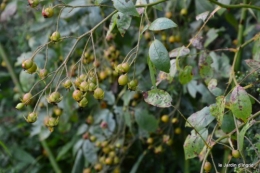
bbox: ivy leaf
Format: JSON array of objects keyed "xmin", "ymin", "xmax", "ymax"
[
  {"xmin": 186, "ymin": 106, "xmax": 215, "ymax": 131},
  {"xmin": 117, "ymin": 12, "xmax": 132, "ymax": 37},
  {"xmin": 149, "ymin": 39, "xmax": 170, "ymax": 73},
  {"xmin": 149, "ymin": 17, "xmax": 177, "ymax": 31},
  {"xmin": 207, "ymin": 79, "xmax": 223, "ymax": 96},
  {"xmin": 135, "ymin": 108, "xmax": 158, "ymax": 133},
  {"xmin": 179, "ymin": 66, "xmax": 193, "ymax": 84},
  {"xmin": 209, "ymin": 96, "xmax": 225, "ymax": 126},
  {"xmin": 230, "ymin": 85, "xmax": 252, "ymax": 122},
  {"xmin": 169, "ymin": 46, "xmax": 190, "ymax": 58},
  {"xmin": 143, "ymin": 89, "xmax": 172, "ymax": 108},
  {"xmin": 183, "ymin": 128, "xmax": 208, "ymax": 159},
  {"xmin": 112, "ymin": 0, "xmax": 139, "ymax": 17}
]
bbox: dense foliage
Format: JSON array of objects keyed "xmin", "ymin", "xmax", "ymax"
[{"xmin": 1, "ymin": 0, "xmax": 260, "ymax": 173}]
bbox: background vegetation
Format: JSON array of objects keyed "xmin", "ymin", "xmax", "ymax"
[{"xmin": 1, "ymin": 0, "xmax": 260, "ymax": 173}]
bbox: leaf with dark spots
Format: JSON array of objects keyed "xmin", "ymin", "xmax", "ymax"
[
  {"xmin": 183, "ymin": 128, "xmax": 208, "ymax": 160},
  {"xmin": 230, "ymin": 85, "xmax": 252, "ymax": 122},
  {"xmin": 185, "ymin": 106, "xmax": 215, "ymax": 131},
  {"xmin": 143, "ymin": 89, "xmax": 172, "ymax": 108}
]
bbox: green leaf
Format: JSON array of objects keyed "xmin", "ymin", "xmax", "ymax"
[
  {"xmin": 149, "ymin": 0, "xmax": 163, "ymax": 11},
  {"xmin": 143, "ymin": 89, "xmax": 172, "ymax": 108},
  {"xmin": 209, "ymin": 96, "xmax": 225, "ymax": 126},
  {"xmin": 186, "ymin": 106, "xmax": 215, "ymax": 131},
  {"xmin": 207, "ymin": 79, "xmax": 223, "ymax": 96},
  {"xmin": 106, "ymin": 13, "xmax": 118, "ymax": 39},
  {"xmin": 238, "ymin": 121, "xmax": 253, "ymax": 152},
  {"xmin": 135, "ymin": 108, "xmax": 158, "ymax": 133},
  {"xmin": 230, "ymin": 85, "xmax": 252, "ymax": 122},
  {"xmin": 12, "ymin": 147, "xmax": 35, "ymax": 163},
  {"xmin": 122, "ymin": 90, "xmax": 135, "ymax": 106},
  {"xmin": 130, "ymin": 151, "xmax": 146, "ymax": 173},
  {"xmin": 204, "ymin": 28, "xmax": 219, "ymax": 47},
  {"xmin": 112, "ymin": 0, "xmax": 139, "ymax": 17},
  {"xmin": 149, "ymin": 39, "xmax": 170, "ymax": 73},
  {"xmin": 183, "ymin": 128, "xmax": 208, "ymax": 159},
  {"xmin": 95, "ymin": 0, "xmax": 103, "ymax": 5},
  {"xmin": 57, "ymin": 137, "xmax": 77, "ymax": 160},
  {"xmin": 221, "ymin": 113, "xmax": 235, "ymax": 133},
  {"xmin": 149, "ymin": 17, "xmax": 177, "ymax": 31},
  {"xmin": 252, "ymin": 37, "xmax": 260, "ymax": 61},
  {"xmin": 199, "ymin": 53, "xmax": 213, "ymax": 82},
  {"xmin": 82, "ymin": 140, "xmax": 98, "ymax": 164},
  {"xmin": 72, "ymin": 149, "xmax": 84, "ymax": 173},
  {"xmin": 19, "ymin": 69, "xmax": 36, "ymax": 92},
  {"xmin": 117, "ymin": 12, "xmax": 132, "ymax": 37},
  {"xmin": 179, "ymin": 66, "xmax": 193, "ymax": 84}
]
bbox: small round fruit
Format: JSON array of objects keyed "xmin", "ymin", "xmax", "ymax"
[
  {"xmin": 165, "ymin": 11, "xmax": 172, "ymax": 18},
  {"xmin": 42, "ymin": 7, "xmax": 54, "ymax": 18},
  {"xmin": 74, "ymin": 77, "xmax": 83, "ymax": 88},
  {"xmin": 121, "ymin": 62, "xmax": 130, "ymax": 73},
  {"xmin": 83, "ymin": 168, "xmax": 92, "ymax": 173},
  {"xmin": 147, "ymin": 137, "xmax": 153, "ymax": 144},
  {"xmin": 232, "ymin": 150, "xmax": 240, "ymax": 158},
  {"xmin": 72, "ymin": 90, "xmax": 83, "ymax": 102},
  {"xmin": 79, "ymin": 81, "xmax": 88, "ymax": 92},
  {"xmin": 100, "ymin": 121, "xmax": 108, "ymax": 129},
  {"xmin": 46, "ymin": 117, "xmax": 58, "ymax": 127},
  {"xmin": 174, "ymin": 35, "xmax": 181, "ymax": 42},
  {"xmin": 28, "ymin": 0, "xmax": 39, "ymax": 8},
  {"xmin": 99, "ymin": 71, "xmax": 107, "ymax": 80},
  {"xmin": 22, "ymin": 59, "xmax": 33, "ymax": 70},
  {"xmin": 180, "ymin": 8, "xmax": 188, "ymax": 16},
  {"xmin": 79, "ymin": 97, "xmax": 88, "ymax": 107},
  {"xmin": 174, "ymin": 127, "xmax": 182, "ymax": 134},
  {"xmin": 172, "ymin": 118, "xmax": 178, "ymax": 124},
  {"xmin": 22, "ymin": 93, "xmax": 33, "ymax": 105},
  {"xmin": 161, "ymin": 115, "xmax": 169, "ymax": 123},
  {"xmin": 90, "ymin": 135, "xmax": 96, "ymax": 142},
  {"xmin": 118, "ymin": 74, "xmax": 128, "ymax": 86},
  {"xmin": 105, "ymin": 157, "xmax": 113, "ymax": 165},
  {"xmin": 26, "ymin": 112, "xmax": 38, "ymax": 123},
  {"xmin": 94, "ymin": 163, "xmax": 103, "ymax": 171},
  {"xmin": 48, "ymin": 92, "xmax": 62, "ymax": 104},
  {"xmin": 203, "ymin": 161, "xmax": 212, "ymax": 172},
  {"xmin": 16, "ymin": 103, "xmax": 24, "ymax": 110},
  {"xmin": 86, "ymin": 115, "xmax": 94, "ymax": 124},
  {"xmin": 93, "ymin": 87, "xmax": 105, "ymax": 100},
  {"xmin": 26, "ymin": 63, "xmax": 37, "ymax": 74},
  {"xmin": 63, "ymin": 79, "xmax": 72, "ymax": 89},
  {"xmin": 128, "ymin": 79, "xmax": 138, "ymax": 91},
  {"xmin": 50, "ymin": 31, "xmax": 61, "ymax": 42},
  {"xmin": 53, "ymin": 107, "xmax": 62, "ymax": 116},
  {"xmin": 169, "ymin": 36, "xmax": 175, "ymax": 43},
  {"xmin": 39, "ymin": 69, "xmax": 48, "ymax": 79},
  {"xmin": 144, "ymin": 32, "xmax": 151, "ymax": 40}
]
